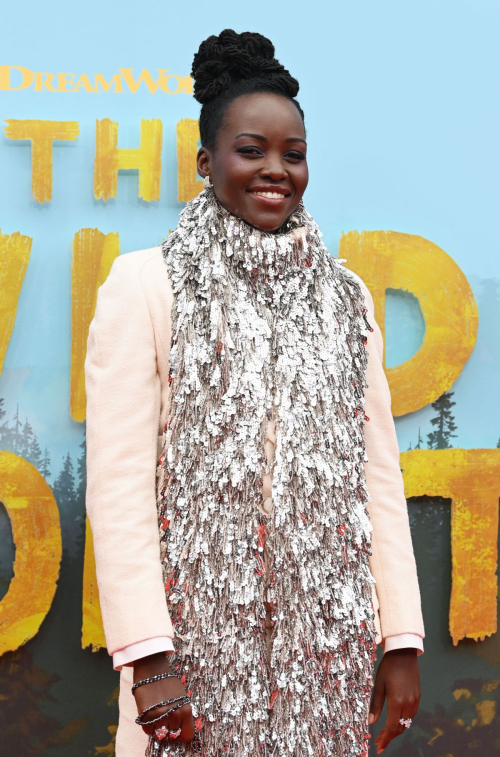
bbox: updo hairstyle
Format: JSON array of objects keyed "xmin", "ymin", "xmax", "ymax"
[{"xmin": 191, "ymin": 29, "xmax": 305, "ymax": 151}]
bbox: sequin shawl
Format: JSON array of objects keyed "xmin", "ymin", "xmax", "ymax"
[{"xmin": 152, "ymin": 187, "xmax": 378, "ymax": 757}]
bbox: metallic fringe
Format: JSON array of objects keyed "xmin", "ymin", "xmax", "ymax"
[{"xmin": 151, "ymin": 188, "xmax": 378, "ymax": 756}]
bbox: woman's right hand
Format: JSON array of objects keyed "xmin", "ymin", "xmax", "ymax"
[{"xmin": 133, "ymin": 652, "xmax": 195, "ymax": 742}]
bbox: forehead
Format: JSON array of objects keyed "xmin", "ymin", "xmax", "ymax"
[{"xmin": 218, "ymin": 92, "xmax": 305, "ymax": 143}]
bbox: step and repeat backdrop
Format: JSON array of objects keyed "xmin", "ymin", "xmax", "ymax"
[{"xmin": 0, "ymin": 1, "xmax": 499, "ymax": 755}]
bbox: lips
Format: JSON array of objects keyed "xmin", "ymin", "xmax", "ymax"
[{"xmin": 247, "ymin": 186, "xmax": 291, "ymax": 204}]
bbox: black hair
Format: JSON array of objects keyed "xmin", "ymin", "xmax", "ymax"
[{"xmin": 191, "ymin": 29, "xmax": 305, "ymax": 151}]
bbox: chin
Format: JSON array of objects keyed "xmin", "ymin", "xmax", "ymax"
[
  {"xmin": 255, "ymin": 221, "xmax": 283, "ymax": 232},
  {"xmin": 246, "ymin": 213, "xmax": 288, "ymax": 232},
  {"xmin": 219, "ymin": 196, "xmax": 292, "ymax": 232}
]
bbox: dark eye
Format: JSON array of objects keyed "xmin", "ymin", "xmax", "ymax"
[
  {"xmin": 285, "ymin": 151, "xmax": 306, "ymax": 162},
  {"xmin": 236, "ymin": 146, "xmax": 263, "ymax": 156}
]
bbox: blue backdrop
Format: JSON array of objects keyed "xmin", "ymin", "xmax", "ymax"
[{"xmin": 0, "ymin": 2, "xmax": 499, "ymax": 755}]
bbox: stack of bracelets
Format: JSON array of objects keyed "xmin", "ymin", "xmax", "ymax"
[{"xmin": 132, "ymin": 672, "xmax": 191, "ymax": 742}]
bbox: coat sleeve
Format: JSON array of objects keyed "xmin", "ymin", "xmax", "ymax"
[
  {"xmin": 355, "ymin": 275, "xmax": 425, "ymax": 640},
  {"xmin": 84, "ymin": 252, "xmax": 174, "ymax": 656}
]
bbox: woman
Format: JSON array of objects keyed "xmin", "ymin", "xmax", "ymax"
[{"xmin": 85, "ymin": 29, "xmax": 424, "ymax": 757}]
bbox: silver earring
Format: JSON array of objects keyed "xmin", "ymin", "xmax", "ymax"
[{"xmin": 204, "ymin": 175, "xmax": 212, "ymax": 188}]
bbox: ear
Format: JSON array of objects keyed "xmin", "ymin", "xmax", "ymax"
[{"xmin": 197, "ymin": 147, "xmax": 212, "ymax": 180}]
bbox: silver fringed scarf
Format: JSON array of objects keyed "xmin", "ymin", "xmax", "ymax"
[{"xmin": 151, "ymin": 187, "xmax": 378, "ymax": 757}]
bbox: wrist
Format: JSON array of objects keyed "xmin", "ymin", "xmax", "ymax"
[
  {"xmin": 385, "ymin": 647, "xmax": 418, "ymax": 655},
  {"xmin": 133, "ymin": 651, "xmax": 173, "ymax": 677}
]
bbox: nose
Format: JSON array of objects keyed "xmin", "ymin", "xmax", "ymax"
[{"xmin": 259, "ymin": 153, "xmax": 288, "ymax": 182}]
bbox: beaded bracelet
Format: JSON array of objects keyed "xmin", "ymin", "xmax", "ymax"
[
  {"xmin": 135, "ymin": 695, "xmax": 191, "ymax": 727},
  {"xmin": 131, "ymin": 672, "xmax": 178, "ymax": 694}
]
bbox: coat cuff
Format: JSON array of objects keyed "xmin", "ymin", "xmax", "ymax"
[
  {"xmin": 113, "ymin": 632, "xmax": 424, "ymax": 669},
  {"xmin": 383, "ymin": 633, "xmax": 424, "ymax": 655},
  {"xmin": 112, "ymin": 636, "xmax": 175, "ymax": 671}
]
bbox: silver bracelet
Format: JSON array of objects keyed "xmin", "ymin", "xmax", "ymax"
[
  {"xmin": 135, "ymin": 695, "xmax": 190, "ymax": 726},
  {"xmin": 131, "ymin": 672, "xmax": 178, "ymax": 694}
]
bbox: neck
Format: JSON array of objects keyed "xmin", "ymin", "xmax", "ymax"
[{"xmin": 168, "ymin": 185, "xmax": 321, "ymax": 297}]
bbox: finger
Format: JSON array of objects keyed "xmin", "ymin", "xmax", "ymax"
[
  {"xmin": 163, "ymin": 704, "xmax": 194, "ymax": 741},
  {"xmin": 369, "ymin": 679, "xmax": 386, "ymax": 725},
  {"xmin": 160, "ymin": 702, "xmax": 192, "ymax": 738},
  {"xmin": 374, "ymin": 727, "xmax": 385, "ymax": 753},
  {"xmin": 167, "ymin": 706, "xmax": 182, "ymax": 731},
  {"xmin": 140, "ymin": 697, "xmax": 187, "ymax": 736},
  {"xmin": 140, "ymin": 704, "xmax": 171, "ymax": 736},
  {"xmin": 159, "ymin": 704, "xmax": 194, "ymax": 743},
  {"xmin": 398, "ymin": 702, "xmax": 417, "ymax": 734},
  {"xmin": 179, "ymin": 704, "xmax": 195, "ymax": 742},
  {"xmin": 376, "ymin": 701, "xmax": 404, "ymax": 752},
  {"xmin": 409, "ymin": 690, "xmax": 421, "ymax": 720}
]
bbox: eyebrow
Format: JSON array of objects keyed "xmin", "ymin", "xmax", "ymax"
[{"xmin": 234, "ymin": 132, "xmax": 306, "ymax": 145}]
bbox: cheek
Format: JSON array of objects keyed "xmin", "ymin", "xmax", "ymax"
[
  {"xmin": 293, "ymin": 164, "xmax": 309, "ymax": 196},
  {"xmin": 217, "ymin": 157, "xmax": 255, "ymax": 191}
]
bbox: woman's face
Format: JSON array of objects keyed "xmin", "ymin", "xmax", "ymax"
[{"xmin": 197, "ymin": 92, "xmax": 308, "ymax": 231}]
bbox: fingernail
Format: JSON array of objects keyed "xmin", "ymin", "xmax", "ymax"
[{"xmin": 368, "ymin": 713, "xmax": 375, "ymax": 724}]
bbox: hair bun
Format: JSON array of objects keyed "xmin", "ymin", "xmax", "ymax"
[{"xmin": 191, "ymin": 29, "xmax": 299, "ymax": 104}]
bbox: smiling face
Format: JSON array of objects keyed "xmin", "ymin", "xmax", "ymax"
[{"xmin": 196, "ymin": 92, "xmax": 308, "ymax": 231}]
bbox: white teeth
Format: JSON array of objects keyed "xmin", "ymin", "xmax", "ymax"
[{"xmin": 251, "ymin": 191, "xmax": 287, "ymax": 199}]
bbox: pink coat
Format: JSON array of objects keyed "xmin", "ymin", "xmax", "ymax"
[{"xmin": 85, "ymin": 246, "xmax": 425, "ymax": 755}]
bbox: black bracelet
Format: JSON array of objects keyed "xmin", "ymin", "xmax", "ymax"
[
  {"xmin": 131, "ymin": 672, "xmax": 178, "ymax": 694},
  {"xmin": 135, "ymin": 694, "xmax": 184, "ymax": 721},
  {"xmin": 135, "ymin": 695, "xmax": 190, "ymax": 726}
]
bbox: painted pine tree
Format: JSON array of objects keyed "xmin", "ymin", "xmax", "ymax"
[
  {"xmin": 0, "ymin": 403, "xmax": 24, "ymax": 454},
  {"xmin": 415, "ymin": 427, "xmax": 423, "ymax": 449},
  {"xmin": 11, "ymin": 404, "xmax": 22, "ymax": 455},
  {"xmin": 76, "ymin": 424, "xmax": 86, "ymax": 502},
  {"xmin": 29, "ymin": 435, "xmax": 43, "ymax": 471},
  {"xmin": 41, "ymin": 445, "xmax": 52, "ymax": 481},
  {"xmin": 427, "ymin": 391, "xmax": 458, "ymax": 449},
  {"xmin": 53, "ymin": 452, "xmax": 76, "ymax": 509},
  {"xmin": 0, "ymin": 398, "xmax": 50, "ymax": 479},
  {"xmin": 19, "ymin": 419, "xmax": 34, "ymax": 461},
  {"xmin": 408, "ymin": 426, "xmax": 425, "ymax": 451},
  {"xmin": 75, "ymin": 425, "xmax": 87, "ymax": 553},
  {"xmin": 0, "ymin": 398, "xmax": 8, "ymax": 451},
  {"xmin": 53, "ymin": 451, "xmax": 79, "ymax": 556},
  {"xmin": 0, "ymin": 400, "xmax": 12, "ymax": 449},
  {"xmin": 19, "ymin": 418, "xmax": 44, "ymax": 470}
]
